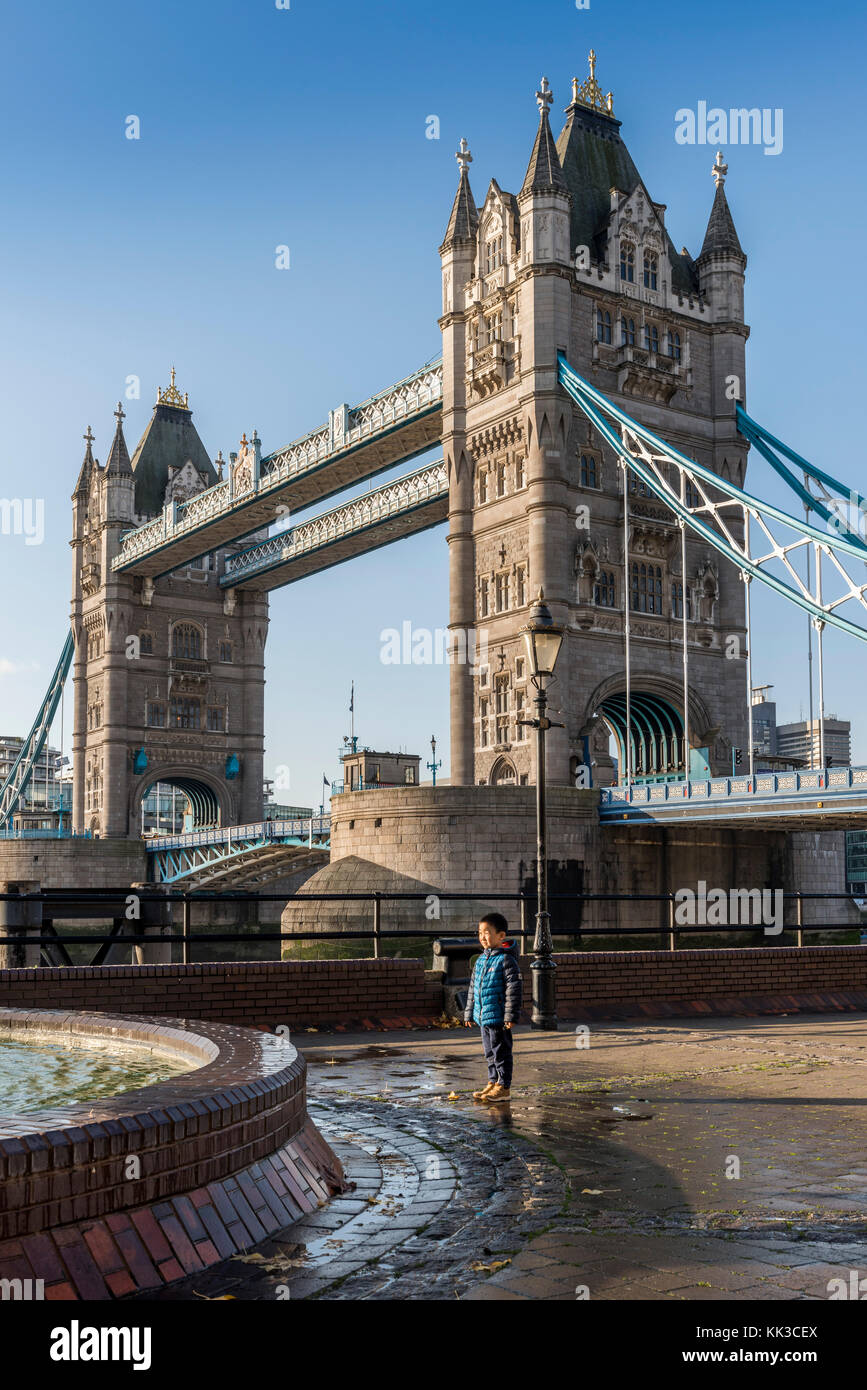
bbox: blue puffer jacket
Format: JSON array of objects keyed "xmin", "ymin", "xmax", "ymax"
[{"xmin": 464, "ymin": 942, "xmax": 522, "ymax": 1026}]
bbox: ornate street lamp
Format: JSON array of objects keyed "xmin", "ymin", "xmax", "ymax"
[
  {"xmin": 427, "ymin": 735, "xmax": 442, "ymax": 787},
  {"xmin": 518, "ymin": 588, "xmax": 565, "ymax": 1030}
]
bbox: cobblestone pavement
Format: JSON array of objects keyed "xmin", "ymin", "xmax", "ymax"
[{"xmin": 152, "ymin": 1013, "xmax": 867, "ymax": 1301}]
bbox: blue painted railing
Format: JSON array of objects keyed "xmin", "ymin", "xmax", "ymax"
[
  {"xmin": 144, "ymin": 817, "xmax": 331, "ymax": 852},
  {"xmin": 601, "ymin": 766, "xmax": 867, "ymax": 813}
]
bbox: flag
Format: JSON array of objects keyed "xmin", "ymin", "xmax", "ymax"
[
  {"xmin": 322, "ymin": 774, "xmax": 330, "ymax": 789},
  {"xmin": 349, "ymin": 681, "xmax": 354, "ymax": 714}
]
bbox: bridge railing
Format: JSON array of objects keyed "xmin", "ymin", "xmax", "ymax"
[
  {"xmin": 144, "ymin": 817, "xmax": 331, "ymax": 851},
  {"xmin": 601, "ymin": 766, "xmax": 867, "ymax": 808}
]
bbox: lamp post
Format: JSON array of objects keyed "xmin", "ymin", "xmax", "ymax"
[
  {"xmin": 427, "ymin": 735, "xmax": 442, "ymax": 787},
  {"xmin": 518, "ymin": 588, "xmax": 565, "ymax": 1031}
]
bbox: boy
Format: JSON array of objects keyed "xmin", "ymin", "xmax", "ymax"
[{"xmin": 463, "ymin": 912, "xmax": 522, "ymax": 1102}]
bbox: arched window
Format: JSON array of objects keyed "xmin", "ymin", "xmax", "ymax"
[
  {"xmin": 620, "ymin": 316, "xmax": 635, "ymax": 347},
  {"xmin": 671, "ymin": 581, "xmax": 692, "ymax": 619},
  {"xmin": 594, "ymin": 570, "xmax": 616, "ymax": 607},
  {"xmin": 580, "ymin": 454, "xmax": 597, "ymax": 487},
  {"xmin": 667, "ymin": 330, "xmax": 681, "ymax": 362},
  {"xmin": 485, "ymin": 235, "xmax": 504, "ymax": 274},
  {"xmin": 596, "ymin": 308, "xmax": 611, "ymax": 344},
  {"xmin": 643, "ymin": 323, "xmax": 659, "ymax": 354},
  {"xmin": 643, "ymin": 251, "xmax": 659, "ymax": 290},
  {"xmin": 172, "ymin": 623, "xmax": 203, "ymax": 661},
  {"xmin": 169, "ymin": 697, "xmax": 202, "ymax": 730},
  {"xmin": 620, "ymin": 242, "xmax": 635, "ymax": 282},
  {"xmin": 631, "ymin": 562, "xmax": 663, "ymax": 614},
  {"xmin": 685, "ymin": 479, "xmax": 699, "ymax": 509}
]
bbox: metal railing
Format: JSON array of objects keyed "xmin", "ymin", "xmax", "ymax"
[{"xmin": 0, "ymin": 888, "xmax": 861, "ymax": 967}]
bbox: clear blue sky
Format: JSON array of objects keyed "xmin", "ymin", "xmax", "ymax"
[{"xmin": 0, "ymin": 0, "xmax": 865, "ymax": 808}]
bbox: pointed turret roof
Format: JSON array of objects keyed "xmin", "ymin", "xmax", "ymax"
[
  {"xmin": 555, "ymin": 51, "xmax": 698, "ymax": 294},
  {"xmin": 130, "ymin": 370, "xmax": 217, "ymax": 518},
  {"xmin": 442, "ymin": 138, "xmax": 479, "ymax": 246},
  {"xmin": 105, "ymin": 402, "xmax": 133, "ymax": 476},
  {"xmin": 699, "ymin": 153, "xmax": 745, "ymax": 261},
  {"xmin": 73, "ymin": 426, "xmax": 96, "ymax": 497},
  {"xmin": 521, "ymin": 78, "xmax": 568, "ymax": 196}
]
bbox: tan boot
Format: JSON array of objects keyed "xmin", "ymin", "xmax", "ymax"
[
  {"xmin": 473, "ymin": 1081, "xmax": 495, "ymax": 1099},
  {"xmin": 484, "ymin": 1084, "xmax": 511, "ymax": 1103}
]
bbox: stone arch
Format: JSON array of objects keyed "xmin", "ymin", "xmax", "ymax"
[
  {"xmin": 130, "ymin": 764, "xmax": 234, "ymax": 835},
  {"xmin": 489, "ymin": 756, "xmax": 517, "ymax": 786},
  {"xmin": 583, "ymin": 672, "xmax": 715, "ymax": 784}
]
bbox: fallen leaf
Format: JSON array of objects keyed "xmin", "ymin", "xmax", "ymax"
[{"xmin": 471, "ymin": 1259, "xmax": 512, "ymax": 1274}]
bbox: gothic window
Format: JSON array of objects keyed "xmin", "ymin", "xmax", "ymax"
[
  {"xmin": 172, "ymin": 623, "xmax": 203, "ymax": 661},
  {"xmin": 480, "ymin": 698, "xmax": 489, "ymax": 747},
  {"xmin": 495, "ymin": 573, "xmax": 510, "ymax": 612},
  {"xmin": 596, "ymin": 308, "xmax": 612, "ymax": 344},
  {"xmin": 667, "ymin": 330, "xmax": 682, "ymax": 362},
  {"xmin": 473, "ymin": 320, "xmax": 483, "ymax": 351},
  {"xmin": 494, "ymin": 675, "xmax": 509, "ymax": 744},
  {"xmin": 515, "ymin": 688, "xmax": 527, "ymax": 739},
  {"xmin": 628, "ymin": 474, "xmax": 652, "ymax": 498},
  {"xmin": 170, "ymin": 697, "xmax": 202, "ymax": 730},
  {"xmin": 516, "ymin": 565, "xmax": 526, "ymax": 607},
  {"xmin": 685, "ymin": 479, "xmax": 699, "ymax": 508},
  {"xmin": 643, "ymin": 323, "xmax": 659, "ymax": 354},
  {"xmin": 219, "ymin": 641, "xmax": 233, "ymax": 663},
  {"xmin": 486, "ymin": 311, "xmax": 503, "ymax": 341},
  {"xmin": 485, "ymin": 235, "xmax": 504, "ymax": 274},
  {"xmin": 631, "ymin": 562, "xmax": 663, "ymax": 614},
  {"xmin": 671, "ymin": 582, "xmax": 692, "ymax": 620},
  {"xmin": 515, "ymin": 456, "xmax": 526, "ymax": 489},
  {"xmin": 594, "ymin": 570, "xmax": 616, "ymax": 607},
  {"xmin": 515, "ymin": 656, "xmax": 525, "ymax": 680},
  {"xmin": 146, "ymin": 702, "xmax": 165, "ymax": 728},
  {"xmin": 496, "ymin": 461, "xmax": 506, "ymax": 497},
  {"xmin": 643, "ymin": 251, "xmax": 659, "ymax": 290},
  {"xmin": 206, "ymin": 707, "xmax": 225, "ymax": 733},
  {"xmin": 620, "ymin": 316, "xmax": 635, "ymax": 347},
  {"xmin": 479, "ymin": 470, "xmax": 488, "ymax": 504},
  {"xmin": 580, "ymin": 454, "xmax": 598, "ymax": 488},
  {"xmin": 139, "ymin": 632, "xmax": 153, "ymax": 656},
  {"xmin": 479, "ymin": 578, "xmax": 489, "ymax": 618},
  {"xmin": 620, "ymin": 241, "xmax": 635, "ymax": 282}
]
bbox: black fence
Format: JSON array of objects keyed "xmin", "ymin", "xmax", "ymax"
[{"xmin": 0, "ymin": 887, "xmax": 863, "ymax": 966}]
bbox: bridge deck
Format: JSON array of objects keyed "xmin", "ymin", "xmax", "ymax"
[
  {"xmin": 112, "ymin": 361, "xmax": 443, "ymax": 578},
  {"xmin": 601, "ymin": 768, "xmax": 867, "ymax": 830}
]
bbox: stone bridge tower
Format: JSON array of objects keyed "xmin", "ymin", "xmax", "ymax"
[
  {"xmin": 440, "ymin": 55, "xmax": 749, "ymax": 790},
  {"xmin": 69, "ymin": 375, "xmax": 268, "ymax": 837}
]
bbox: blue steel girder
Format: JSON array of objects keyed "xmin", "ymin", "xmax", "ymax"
[
  {"xmin": 600, "ymin": 766, "xmax": 867, "ymax": 830},
  {"xmin": 558, "ymin": 356, "xmax": 867, "ymax": 644},
  {"xmin": 147, "ymin": 819, "xmax": 331, "ymax": 885},
  {"xmin": 111, "ymin": 358, "xmax": 444, "ymax": 580},
  {"xmin": 0, "ymin": 632, "xmax": 72, "ymax": 831}
]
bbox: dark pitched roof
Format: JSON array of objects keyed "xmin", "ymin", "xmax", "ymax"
[
  {"xmin": 699, "ymin": 181, "xmax": 745, "ymax": 261},
  {"xmin": 522, "ymin": 108, "xmax": 568, "ymax": 195},
  {"xmin": 130, "ymin": 401, "xmax": 217, "ymax": 518},
  {"xmin": 555, "ymin": 103, "xmax": 698, "ymax": 294},
  {"xmin": 105, "ymin": 405, "xmax": 133, "ymax": 477},
  {"xmin": 73, "ymin": 428, "xmax": 96, "ymax": 498},
  {"xmin": 442, "ymin": 167, "xmax": 479, "ymax": 245}
]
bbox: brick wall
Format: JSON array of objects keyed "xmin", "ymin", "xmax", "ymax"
[
  {"xmin": 0, "ymin": 947, "xmax": 864, "ymax": 1027},
  {"xmin": 0, "ymin": 959, "xmax": 442, "ymax": 1028}
]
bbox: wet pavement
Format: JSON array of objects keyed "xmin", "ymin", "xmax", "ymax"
[{"xmin": 152, "ymin": 1013, "xmax": 867, "ymax": 1301}]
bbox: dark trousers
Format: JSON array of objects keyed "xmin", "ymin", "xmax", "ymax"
[{"xmin": 481, "ymin": 1024, "xmax": 513, "ymax": 1088}]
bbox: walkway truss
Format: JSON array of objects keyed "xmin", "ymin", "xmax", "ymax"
[
  {"xmin": 558, "ymin": 355, "xmax": 867, "ymax": 642},
  {"xmin": 558, "ymin": 354, "xmax": 867, "ymax": 644}
]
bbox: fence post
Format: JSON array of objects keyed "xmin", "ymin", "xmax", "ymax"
[
  {"xmin": 0, "ymin": 882, "xmax": 42, "ymax": 968},
  {"xmin": 182, "ymin": 896, "xmax": 191, "ymax": 966},
  {"xmin": 796, "ymin": 894, "xmax": 804, "ymax": 948},
  {"xmin": 668, "ymin": 896, "xmax": 676, "ymax": 952},
  {"xmin": 372, "ymin": 893, "xmax": 381, "ymax": 959}
]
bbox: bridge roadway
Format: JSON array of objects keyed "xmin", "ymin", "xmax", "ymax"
[
  {"xmin": 146, "ymin": 817, "xmax": 331, "ymax": 887},
  {"xmin": 221, "ymin": 461, "xmax": 447, "ymax": 591},
  {"xmin": 112, "ymin": 359, "xmax": 443, "ymax": 579},
  {"xmin": 601, "ymin": 766, "xmax": 867, "ymax": 830}
]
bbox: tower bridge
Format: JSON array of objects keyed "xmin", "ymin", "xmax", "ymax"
[{"xmin": 1, "ymin": 52, "xmax": 864, "ymax": 920}]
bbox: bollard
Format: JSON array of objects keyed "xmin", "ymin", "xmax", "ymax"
[
  {"xmin": 130, "ymin": 884, "xmax": 173, "ymax": 965},
  {"xmin": 0, "ymin": 882, "xmax": 43, "ymax": 969},
  {"xmin": 372, "ymin": 894, "xmax": 381, "ymax": 960}
]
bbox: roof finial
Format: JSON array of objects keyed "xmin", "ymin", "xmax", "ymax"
[
  {"xmin": 455, "ymin": 137, "xmax": 472, "ymax": 174},
  {"xmin": 156, "ymin": 367, "xmax": 191, "ymax": 411},
  {"xmin": 712, "ymin": 150, "xmax": 728, "ymax": 188},
  {"xmin": 83, "ymin": 425, "xmax": 95, "ymax": 449},
  {"xmin": 569, "ymin": 48, "xmax": 615, "ymax": 117},
  {"xmin": 114, "ymin": 401, "xmax": 125, "ymax": 425},
  {"xmin": 536, "ymin": 76, "xmax": 554, "ymax": 116},
  {"xmin": 588, "ymin": 48, "xmax": 597, "ymax": 81}
]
